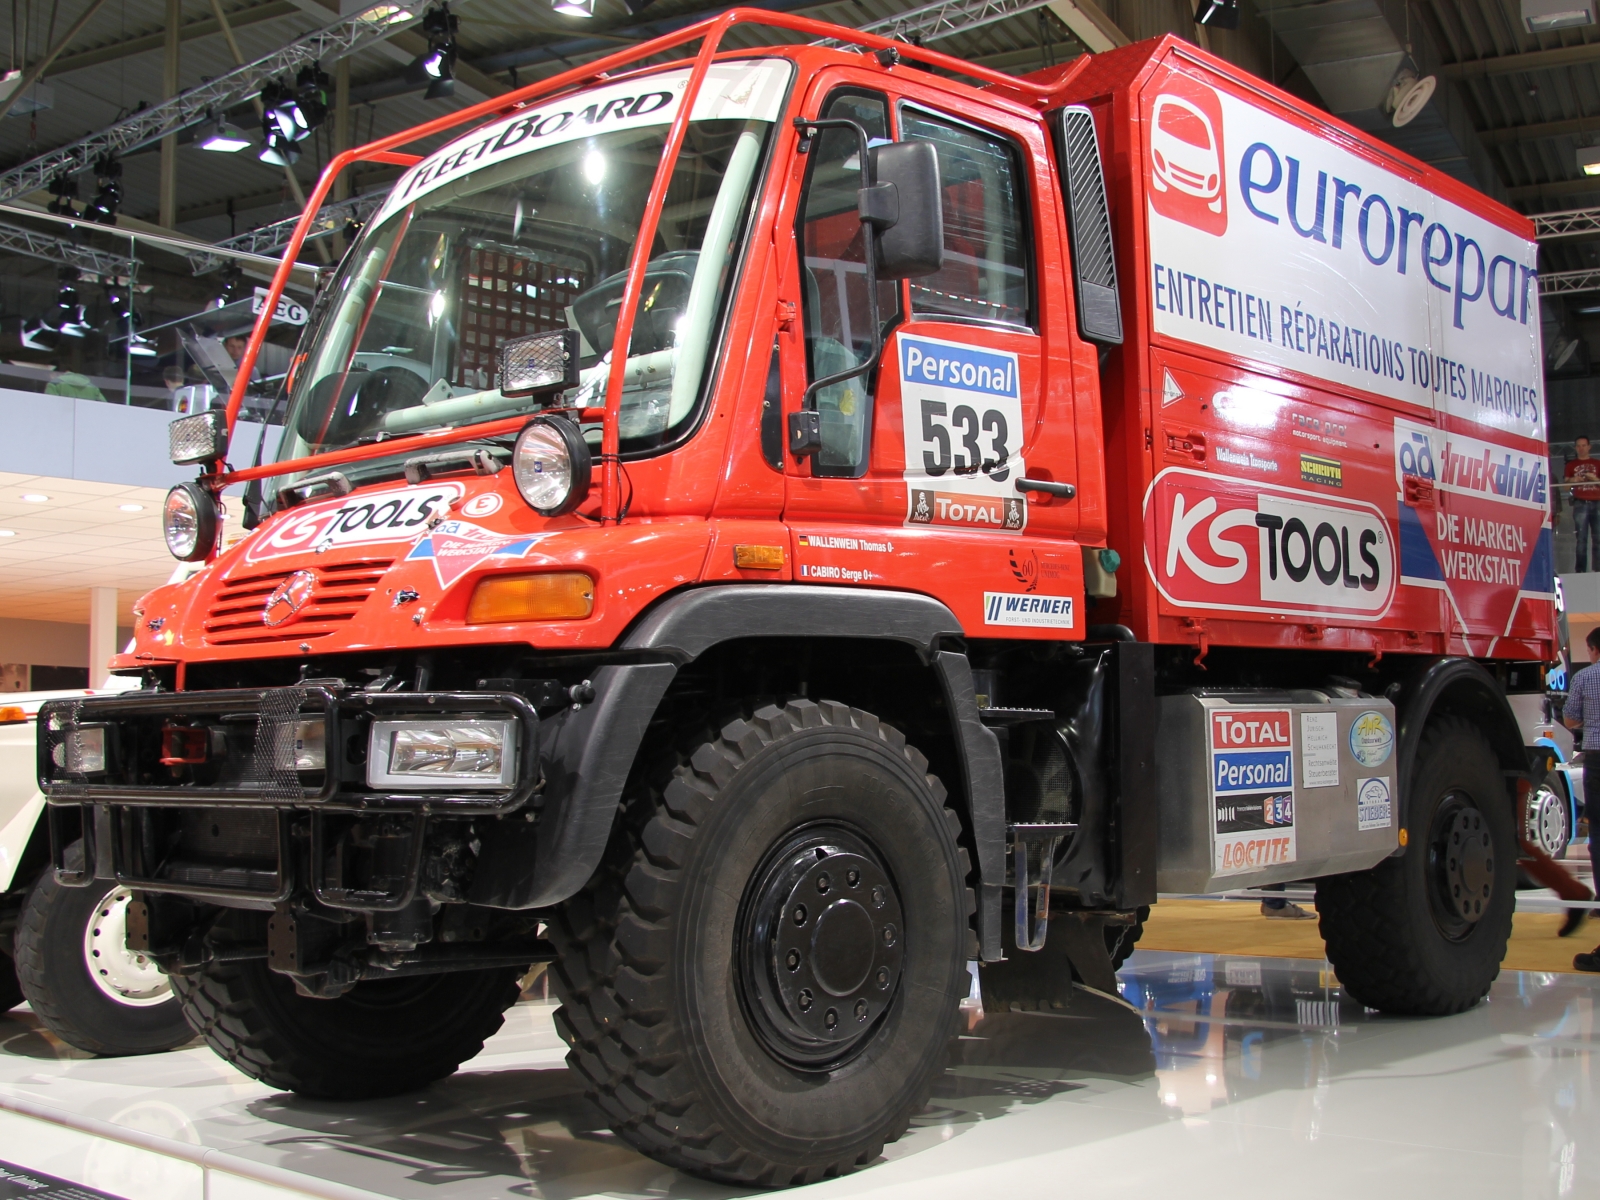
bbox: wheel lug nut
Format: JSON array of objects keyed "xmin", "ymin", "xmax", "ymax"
[
  {"xmin": 855, "ymin": 998, "xmax": 868, "ymax": 1021},
  {"xmin": 876, "ymin": 966, "xmax": 890, "ymax": 989},
  {"xmin": 793, "ymin": 904, "xmax": 807, "ymax": 925},
  {"xmin": 798, "ymin": 988, "xmax": 813, "ymax": 1011},
  {"xmin": 816, "ymin": 872, "xmax": 830, "ymax": 894},
  {"xmin": 882, "ymin": 923, "xmax": 897, "ymax": 946},
  {"xmin": 824, "ymin": 1008, "xmax": 838, "ymax": 1029},
  {"xmin": 871, "ymin": 885, "xmax": 887, "ymax": 909},
  {"xmin": 847, "ymin": 869, "xmax": 860, "ymax": 887},
  {"xmin": 786, "ymin": 949, "xmax": 801, "ymax": 971}
]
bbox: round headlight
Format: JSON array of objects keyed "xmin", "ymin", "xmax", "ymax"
[
  {"xmin": 513, "ymin": 415, "xmax": 592, "ymax": 517},
  {"xmin": 163, "ymin": 482, "xmax": 219, "ymax": 562}
]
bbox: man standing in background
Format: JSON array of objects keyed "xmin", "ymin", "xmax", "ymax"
[{"xmin": 1566, "ymin": 437, "xmax": 1600, "ymax": 572}]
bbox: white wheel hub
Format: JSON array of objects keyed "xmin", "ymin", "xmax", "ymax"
[
  {"xmin": 1526, "ymin": 784, "xmax": 1571, "ymax": 860},
  {"xmin": 83, "ymin": 887, "xmax": 171, "ymax": 1006}
]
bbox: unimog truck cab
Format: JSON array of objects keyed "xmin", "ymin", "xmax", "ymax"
[{"xmin": 37, "ymin": 8, "xmax": 1552, "ymax": 1187}]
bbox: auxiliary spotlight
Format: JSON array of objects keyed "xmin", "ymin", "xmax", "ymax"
[
  {"xmin": 81, "ymin": 155, "xmax": 122, "ymax": 225},
  {"xmin": 198, "ymin": 111, "xmax": 252, "ymax": 153},
  {"xmin": 127, "ymin": 324, "xmax": 157, "ymax": 357},
  {"xmin": 408, "ymin": 5, "xmax": 459, "ymax": 98},
  {"xmin": 105, "ymin": 280, "xmax": 134, "ymax": 323},
  {"xmin": 295, "ymin": 64, "xmax": 331, "ymax": 131},
  {"xmin": 51, "ymin": 268, "xmax": 90, "ymax": 337},
  {"xmin": 46, "ymin": 172, "xmax": 78, "ymax": 217},
  {"xmin": 19, "ymin": 319, "xmax": 58, "ymax": 351},
  {"xmin": 258, "ymin": 79, "xmax": 307, "ymax": 165},
  {"xmin": 214, "ymin": 263, "xmax": 247, "ymax": 309}
]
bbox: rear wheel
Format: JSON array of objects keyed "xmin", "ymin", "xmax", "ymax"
[
  {"xmin": 171, "ymin": 910, "xmax": 521, "ymax": 1098},
  {"xmin": 1526, "ymin": 772, "xmax": 1572, "ymax": 860},
  {"xmin": 1316, "ymin": 717, "xmax": 1515, "ymax": 1015},
  {"xmin": 13, "ymin": 848, "xmax": 193, "ymax": 1055},
  {"xmin": 549, "ymin": 699, "xmax": 973, "ymax": 1186}
]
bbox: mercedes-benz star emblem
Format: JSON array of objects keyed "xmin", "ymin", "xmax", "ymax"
[{"xmin": 262, "ymin": 570, "xmax": 317, "ymax": 627}]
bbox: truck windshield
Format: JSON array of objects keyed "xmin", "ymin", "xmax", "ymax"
[{"xmin": 269, "ymin": 62, "xmax": 789, "ymax": 495}]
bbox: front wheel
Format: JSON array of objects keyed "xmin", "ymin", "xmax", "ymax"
[
  {"xmin": 550, "ymin": 700, "xmax": 974, "ymax": 1187},
  {"xmin": 13, "ymin": 847, "xmax": 194, "ymax": 1055},
  {"xmin": 171, "ymin": 910, "xmax": 522, "ymax": 1098},
  {"xmin": 1316, "ymin": 717, "xmax": 1515, "ymax": 1015}
]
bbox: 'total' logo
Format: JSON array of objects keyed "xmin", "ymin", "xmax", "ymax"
[{"xmin": 1145, "ymin": 71, "xmax": 1228, "ymax": 237}]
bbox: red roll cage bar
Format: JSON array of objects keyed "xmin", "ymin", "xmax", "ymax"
[{"xmin": 218, "ymin": 6, "xmax": 1058, "ymax": 527}]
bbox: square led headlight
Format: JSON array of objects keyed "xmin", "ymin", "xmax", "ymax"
[
  {"xmin": 367, "ymin": 719, "xmax": 516, "ymax": 790},
  {"xmin": 498, "ymin": 329, "xmax": 580, "ymax": 397},
  {"xmin": 169, "ymin": 409, "xmax": 229, "ymax": 465},
  {"xmin": 274, "ymin": 718, "xmax": 327, "ymax": 772},
  {"xmin": 51, "ymin": 725, "xmax": 109, "ymax": 775}
]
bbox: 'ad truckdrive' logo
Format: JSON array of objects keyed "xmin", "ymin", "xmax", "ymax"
[{"xmin": 1146, "ymin": 72, "xmax": 1227, "ymax": 236}]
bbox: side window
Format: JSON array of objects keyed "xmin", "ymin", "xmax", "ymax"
[
  {"xmin": 796, "ymin": 90, "xmax": 898, "ymax": 478},
  {"xmin": 900, "ymin": 108, "xmax": 1030, "ymax": 329}
]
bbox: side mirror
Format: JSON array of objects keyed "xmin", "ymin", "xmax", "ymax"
[{"xmin": 864, "ymin": 140, "xmax": 944, "ymax": 280}]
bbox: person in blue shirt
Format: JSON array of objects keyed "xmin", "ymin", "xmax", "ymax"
[{"xmin": 1564, "ymin": 626, "xmax": 1600, "ymax": 970}]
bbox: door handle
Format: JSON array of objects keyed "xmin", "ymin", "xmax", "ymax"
[{"xmin": 1016, "ymin": 478, "xmax": 1076, "ymax": 499}]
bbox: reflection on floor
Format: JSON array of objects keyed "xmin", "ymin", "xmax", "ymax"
[
  {"xmin": 1, "ymin": 950, "xmax": 1596, "ymax": 1199},
  {"xmin": 1141, "ymin": 897, "xmax": 1600, "ymax": 972}
]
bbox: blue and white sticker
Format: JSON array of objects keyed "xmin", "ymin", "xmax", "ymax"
[
  {"xmin": 983, "ymin": 592, "xmax": 1074, "ymax": 628},
  {"xmin": 899, "ymin": 332, "xmax": 1027, "ymax": 531},
  {"xmin": 1348, "ymin": 710, "xmax": 1395, "ymax": 768},
  {"xmin": 1357, "ymin": 776, "xmax": 1392, "ymax": 831}
]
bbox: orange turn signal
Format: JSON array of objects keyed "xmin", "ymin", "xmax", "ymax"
[
  {"xmin": 467, "ymin": 572, "xmax": 594, "ymax": 623},
  {"xmin": 733, "ymin": 544, "xmax": 785, "ymax": 570},
  {"xmin": 0, "ymin": 706, "xmax": 23, "ymax": 724}
]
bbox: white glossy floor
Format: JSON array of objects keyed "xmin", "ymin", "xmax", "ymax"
[{"xmin": 2, "ymin": 949, "xmax": 1597, "ymax": 1200}]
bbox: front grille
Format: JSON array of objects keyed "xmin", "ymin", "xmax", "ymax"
[{"xmin": 204, "ymin": 559, "xmax": 391, "ymax": 645}]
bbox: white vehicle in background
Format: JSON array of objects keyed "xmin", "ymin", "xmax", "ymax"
[
  {"xmin": 1511, "ymin": 689, "xmax": 1585, "ymax": 863},
  {"xmin": 1, "ymin": 687, "xmax": 193, "ymax": 1054}
]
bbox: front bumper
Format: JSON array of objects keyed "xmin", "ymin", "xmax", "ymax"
[
  {"xmin": 37, "ymin": 685, "xmax": 542, "ymax": 814},
  {"xmin": 38, "ymin": 686, "xmax": 542, "ymax": 905}
]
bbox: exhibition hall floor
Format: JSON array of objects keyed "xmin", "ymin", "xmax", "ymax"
[{"xmin": 1, "ymin": 950, "xmax": 1595, "ymax": 1200}]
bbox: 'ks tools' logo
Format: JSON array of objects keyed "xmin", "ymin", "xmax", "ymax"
[{"xmin": 1145, "ymin": 72, "xmax": 1228, "ymax": 237}]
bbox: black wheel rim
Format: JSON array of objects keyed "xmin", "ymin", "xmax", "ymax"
[
  {"xmin": 1426, "ymin": 790, "xmax": 1495, "ymax": 940},
  {"xmin": 736, "ymin": 823, "xmax": 905, "ymax": 1071}
]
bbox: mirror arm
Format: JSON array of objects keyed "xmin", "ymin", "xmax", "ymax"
[{"xmin": 788, "ymin": 117, "xmax": 887, "ymax": 457}]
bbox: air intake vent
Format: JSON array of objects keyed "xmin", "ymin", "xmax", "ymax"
[
  {"xmin": 204, "ymin": 559, "xmax": 391, "ymax": 645},
  {"xmin": 1054, "ymin": 105, "xmax": 1123, "ymax": 345}
]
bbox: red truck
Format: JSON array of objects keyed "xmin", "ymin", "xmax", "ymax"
[{"xmin": 37, "ymin": 10, "xmax": 1551, "ymax": 1186}]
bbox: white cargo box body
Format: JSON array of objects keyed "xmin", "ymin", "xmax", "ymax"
[{"xmin": 1156, "ymin": 692, "xmax": 1400, "ymax": 892}]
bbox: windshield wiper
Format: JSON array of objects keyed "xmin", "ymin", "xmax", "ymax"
[{"xmin": 404, "ymin": 446, "xmax": 503, "ymax": 484}]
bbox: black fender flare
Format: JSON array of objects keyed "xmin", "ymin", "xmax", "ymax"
[
  {"xmin": 1388, "ymin": 657, "xmax": 1527, "ymax": 844},
  {"xmin": 494, "ymin": 585, "xmax": 1006, "ymax": 958}
]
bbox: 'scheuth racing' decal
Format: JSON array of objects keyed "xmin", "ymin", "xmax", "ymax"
[{"xmin": 407, "ymin": 520, "xmax": 539, "ymax": 586}]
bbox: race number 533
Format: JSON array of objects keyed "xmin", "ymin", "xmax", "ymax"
[
  {"xmin": 917, "ymin": 398, "xmax": 1012, "ymax": 481},
  {"xmin": 899, "ymin": 334, "xmax": 1025, "ymax": 493}
]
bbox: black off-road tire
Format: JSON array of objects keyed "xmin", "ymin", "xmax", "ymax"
[
  {"xmin": 13, "ymin": 850, "xmax": 193, "ymax": 1055},
  {"xmin": 170, "ymin": 910, "xmax": 521, "ymax": 1099},
  {"xmin": 549, "ymin": 699, "xmax": 974, "ymax": 1187},
  {"xmin": 1316, "ymin": 717, "xmax": 1515, "ymax": 1015}
]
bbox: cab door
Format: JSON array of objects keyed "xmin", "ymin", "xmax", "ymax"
[{"xmin": 779, "ymin": 76, "xmax": 1085, "ymax": 635}]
